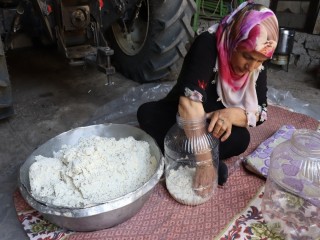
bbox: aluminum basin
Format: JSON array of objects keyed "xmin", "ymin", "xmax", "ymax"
[{"xmin": 18, "ymin": 124, "xmax": 164, "ymax": 231}]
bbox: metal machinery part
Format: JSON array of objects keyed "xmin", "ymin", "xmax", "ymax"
[
  {"xmin": 0, "ymin": 0, "xmax": 196, "ymax": 118},
  {"xmin": 55, "ymin": 0, "xmax": 116, "ymax": 83},
  {"xmin": 0, "ymin": 38, "xmax": 13, "ymax": 119},
  {"xmin": 111, "ymin": 0, "xmax": 145, "ymax": 56}
]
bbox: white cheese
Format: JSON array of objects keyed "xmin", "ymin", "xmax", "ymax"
[
  {"xmin": 166, "ymin": 165, "xmax": 212, "ymax": 205},
  {"xmin": 29, "ymin": 136, "xmax": 157, "ymax": 208}
]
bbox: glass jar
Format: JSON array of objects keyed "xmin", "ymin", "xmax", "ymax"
[
  {"xmin": 164, "ymin": 114, "xmax": 219, "ymax": 205},
  {"xmin": 261, "ymin": 129, "xmax": 320, "ymax": 239}
]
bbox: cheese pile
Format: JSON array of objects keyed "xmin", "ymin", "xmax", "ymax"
[
  {"xmin": 29, "ymin": 136, "xmax": 157, "ymax": 208},
  {"xmin": 166, "ymin": 165, "xmax": 214, "ymax": 205}
]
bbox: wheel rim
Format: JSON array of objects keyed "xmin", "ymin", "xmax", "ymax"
[{"xmin": 112, "ymin": 0, "xmax": 149, "ymax": 56}]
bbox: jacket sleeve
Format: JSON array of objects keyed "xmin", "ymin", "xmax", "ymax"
[{"xmin": 174, "ymin": 31, "xmax": 217, "ymax": 103}]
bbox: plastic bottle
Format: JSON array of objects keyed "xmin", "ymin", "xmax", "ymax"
[
  {"xmin": 261, "ymin": 129, "xmax": 320, "ymax": 239},
  {"xmin": 164, "ymin": 114, "xmax": 219, "ymax": 205}
]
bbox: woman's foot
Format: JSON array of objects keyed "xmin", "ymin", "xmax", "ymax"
[{"xmin": 218, "ymin": 161, "xmax": 228, "ymax": 186}]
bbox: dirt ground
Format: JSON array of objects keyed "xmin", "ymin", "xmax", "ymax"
[
  {"xmin": 0, "ymin": 46, "xmax": 319, "ymax": 239},
  {"xmin": 267, "ymin": 64, "xmax": 320, "ymax": 106}
]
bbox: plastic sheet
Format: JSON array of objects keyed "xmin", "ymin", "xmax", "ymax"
[
  {"xmin": 1, "ymin": 82, "xmax": 319, "ymax": 240},
  {"xmin": 268, "ymin": 87, "xmax": 320, "ymax": 121},
  {"xmin": 88, "ymin": 83, "xmax": 320, "ymax": 125},
  {"xmin": 87, "ymin": 82, "xmax": 175, "ymax": 126}
]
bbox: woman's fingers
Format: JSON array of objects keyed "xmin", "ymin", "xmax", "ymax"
[
  {"xmin": 212, "ymin": 118, "xmax": 226, "ymax": 137},
  {"xmin": 207, "ymin": 111, "xmax": 232, "ymax": 141},
  {"xmin": 207, "ymin": 112, "xmax": 219, "ymax": 132},
  {"xmin": 221, "ymin": 127, "xmax": 232, "ymax": 142},
  {"xmin": 193, "ymin": 165, "xmax": 215, "ymax": 197}
]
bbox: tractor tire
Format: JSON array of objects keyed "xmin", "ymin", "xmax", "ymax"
[
  {"xmin": 106, "ymin": 0, "xmax": 196, "ymax": 82},
  {"xmin": 0, "ymin": 39, "xmax": 13, "ymax": 120}
]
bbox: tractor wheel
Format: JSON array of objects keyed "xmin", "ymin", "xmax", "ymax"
[{"xmin": 106, "ymin": 0, "xmax": 196, "ymax": 82}]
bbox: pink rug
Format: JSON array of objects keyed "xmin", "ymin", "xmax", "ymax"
[{"xmin": 14, "ymin": 105, "xmax": 319, "ymax": 240}]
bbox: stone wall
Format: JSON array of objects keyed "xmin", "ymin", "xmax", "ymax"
[
  {"xmin": 254, "ymin": 0, "xmax": 320, "ymax": 71},
  {"xmin": 291, "ymin": 32, "xmax": 320, "ymax": 70}
]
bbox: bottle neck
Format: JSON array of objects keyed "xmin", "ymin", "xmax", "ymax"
[
  {"xmin": 176, "ymin": 114, "xmax": 207, "ymax": 130},
  {"xmin": 290, "ymin": 129, "xmax": 320, "ymax": 158}
]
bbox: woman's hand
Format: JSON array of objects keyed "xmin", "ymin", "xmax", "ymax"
[
  {"xmin": 206, "ymin": 108, "xmax": 247, "ymax": 142},
  {"xmin": 193, "ymin": 163, "xmax": 215, "ymax": 197},
  {"xmin": 206, "ymin": 110, "xmax": 232, "ymax": 142}
]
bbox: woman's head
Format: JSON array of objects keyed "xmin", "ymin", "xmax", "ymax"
[
  {"xmin": 213, "ymin": 2, "xmax": 278, "ymax": 126},
  {"xmin": 227, "ymin": 4, "xmax": 279, "ymax": 57},
  {"xmin": 230, "ymin": 45, "xmax": 269, "ymax": 75},
  {"xmin": 216, "ymin": 2, "xmax": 279, "ymax": 79}
]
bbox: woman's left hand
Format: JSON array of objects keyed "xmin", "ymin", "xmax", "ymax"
[
  {"xmin": 206, "ymin": 110, "xmax": 232, "ymax": 142},
  {"xmin": 206, "ymin": 108, "xmax": 248, "ymax": 141}
]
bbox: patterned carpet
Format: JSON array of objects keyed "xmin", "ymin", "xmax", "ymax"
[{"xmin": 13, "ymin": 105, "xmax": 319, "ymax": 240}]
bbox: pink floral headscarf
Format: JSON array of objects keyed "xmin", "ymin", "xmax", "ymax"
[{"xmin": 208, "ymin": 1, "xmax": 279, "ymax": 126}]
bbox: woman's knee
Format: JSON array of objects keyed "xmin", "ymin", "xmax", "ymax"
[
  {"xmin": 137, "ymin": 102, "xmax": 155, "ymax": 127},
  {"xmin": 236, "ymin": 127, "xmax": 250, "ymax": 154},
  {"xmin": 220, "ymin": 127, "xmax": 250, "ymax": 159}
]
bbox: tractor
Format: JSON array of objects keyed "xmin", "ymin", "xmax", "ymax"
[{"xmin": 0, "ymin": 0, "xmax": 196, "ymax": 119}]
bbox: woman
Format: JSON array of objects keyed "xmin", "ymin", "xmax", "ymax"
[{"xmin": 137, "ymin": 1, "xmax": 279, "ymax": 194}]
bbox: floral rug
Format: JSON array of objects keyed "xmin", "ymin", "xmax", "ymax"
[
  {"xmin": 17, "ymin": 187, "xmax": 275, "ymax": 240},
  {"xmin": 15, "ymin": 185, "xmax": 320, "ymax": 240},
  {"xmin": 13, "ymin": 105, "xmax": 320, "ymax": 240},
  {"xmin": 215, "ymin": 186, "xmax": 285, "ymax": 240},
  {"xmin": 216, "ymin": 185, "xmax": 320, "ymax": 240}
]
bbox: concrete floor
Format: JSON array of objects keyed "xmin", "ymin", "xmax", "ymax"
[
  {"xmin": 267, "ymin": 63, "xmax": 320, "ymax": 107},
  {"xmin": 0, "ymin": 46, "xmax": 319, "ymax": 239}
]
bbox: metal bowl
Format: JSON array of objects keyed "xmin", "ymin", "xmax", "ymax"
[{"xmin": 18, "ymin": 124, "xmax": 164, "ymax": 231}]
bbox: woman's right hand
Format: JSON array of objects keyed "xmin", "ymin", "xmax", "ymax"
[
  {"xmin": 178, "ymin": 96, "xmax": 218, "ymax": 197},
  {"xmin": 193, "ymin": 163, "xmax": 215, "ymax": 197}
]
